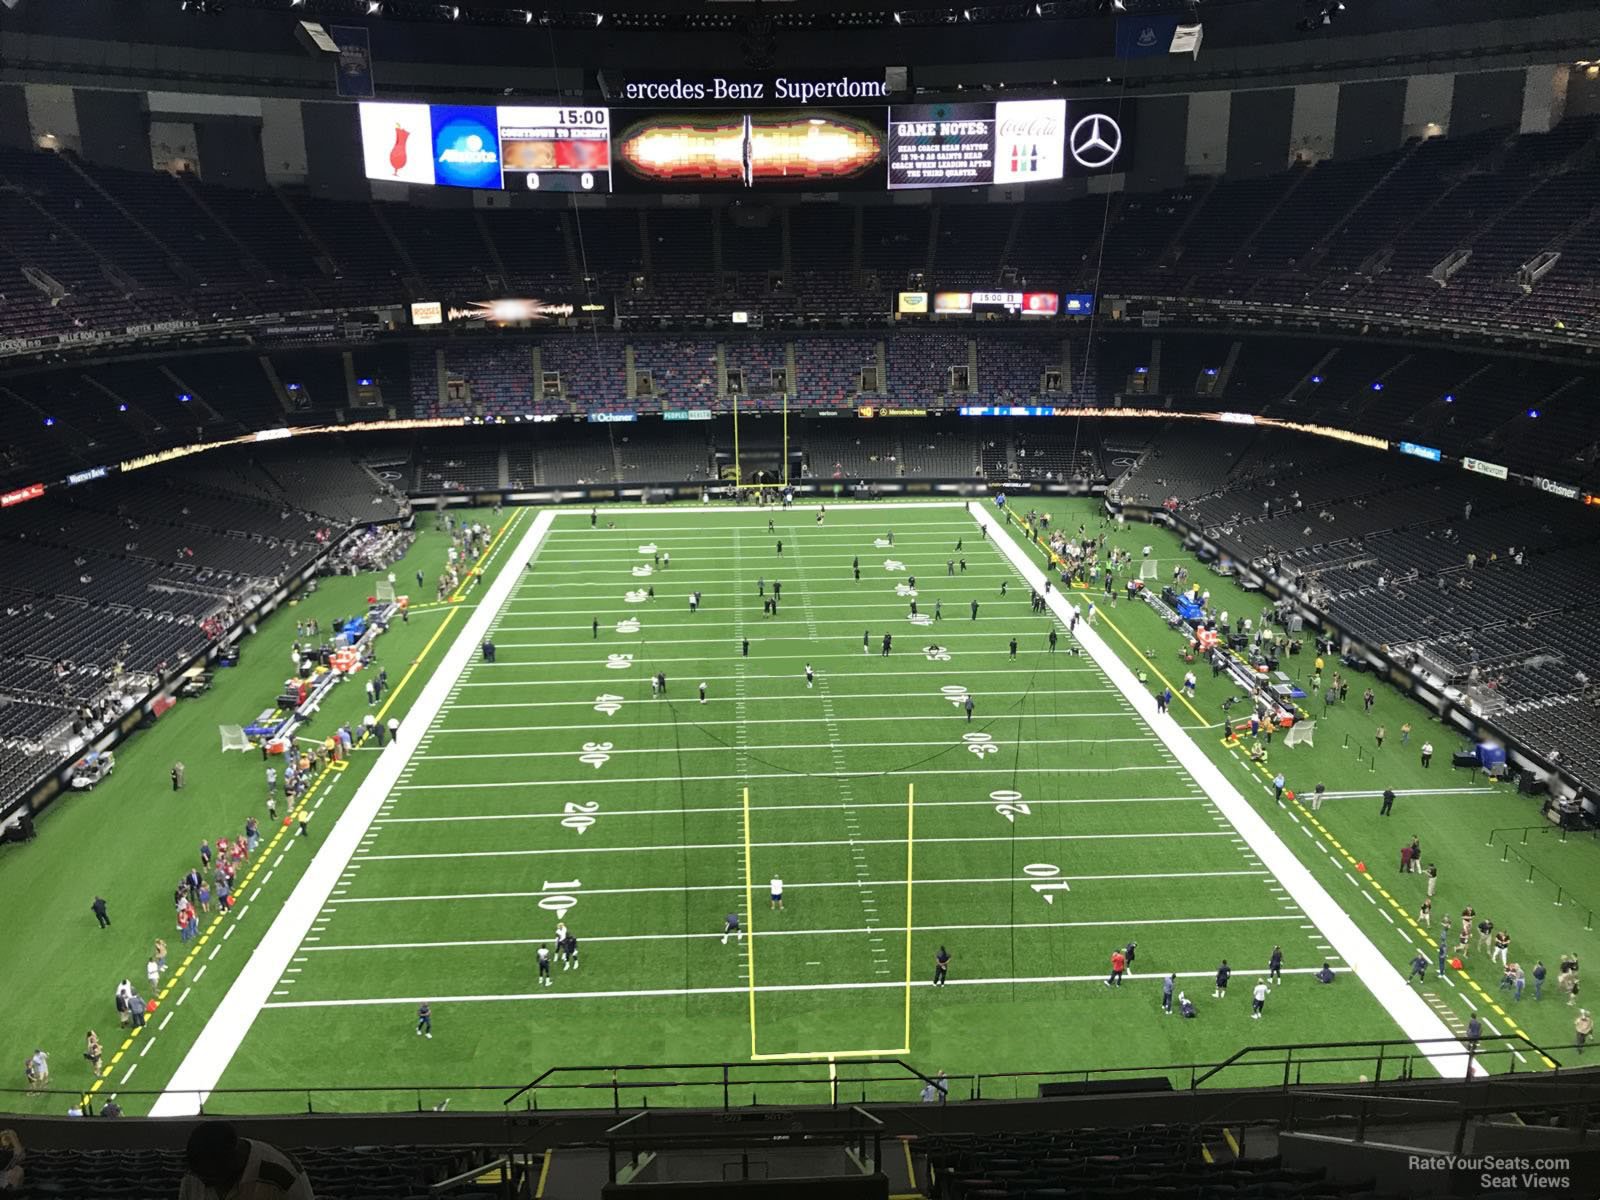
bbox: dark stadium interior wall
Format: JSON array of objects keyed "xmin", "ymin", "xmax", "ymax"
[
  {"xmin": 1225, "ymin": 89, "xmax": 1294, "ymax": 178},
  {"xmin": 195, "ymin": 118, "xmax": 266, "ymax": 189},
  {"xmin": 0, "ymin": 85, "xmax": 31, "ymax": 151},
  {"xmin": 301, "ymin": 102, "xmax": 368, "ymax": 202},
  {"xmin": 74, "ymin": 89, "xmax": 148, "ymax": 173},
  {"xmin": 1563, "ymin": 69, "xmax": 1600, "ymax": 118},
  {"xmin": 1333, "ymin": 79, "xmax": 1407, "ymax": 160},
  {"xmin": 1449, "ymin": 69, "xmax": 1527, "ymax": 136},
  {"xmin": 1128, "ymin": 95, "xmax": 1189, "ymax": 192}
]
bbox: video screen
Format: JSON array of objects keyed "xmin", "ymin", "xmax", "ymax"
[
  {"xmin": 497, "ymin": 106, "xmax": 612, "ymax": 194},
  {"xmin": 358, "ymin": 102, "xmax": 614, "ymax": 193},
  {"xmin": 611, "ymin": 110, "xmax": 887, "ymax": 191},
  {"xmin": 889, "ymin": 99, "xmax": 1065, "ymax": 190}
]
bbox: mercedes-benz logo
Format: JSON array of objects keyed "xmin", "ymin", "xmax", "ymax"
[{"xmin": 1069, "ymin": 113, "xmax": 1122, "ymax": 169}]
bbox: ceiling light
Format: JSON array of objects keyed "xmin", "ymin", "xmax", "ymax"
[
  {"xmin": 892, "ymin": 9, "xmax": 901, "ymax": 21},
  {"xmin": 593, "ymin": 10, "xmax": 603, "ymax": 23},
  {"xmin": 366, "ymin": 0, "xmax": 381, "ymax": 12}
]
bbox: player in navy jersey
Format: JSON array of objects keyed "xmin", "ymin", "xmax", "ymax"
[
  {"xmin": 934, "ymin": 946, "xmax": 951, "ymax": 987},
  {"xmin": 536, "ymin": 945, "xmax": 552, "ymax": 987},
  {"xmin": 416, "ymin": 1003, "xmax": 432, "ymax": 1038},
  {"xmin": 722, "ymin": 913, "xmax": 742, "ymax": 944},
  {"xmin": 1214, "ymin": 959, "xmax": 1231, "ymax": 999},
  {"xmin": 560, "ymin": 934, "xmax": 579, "ymax": 971}
]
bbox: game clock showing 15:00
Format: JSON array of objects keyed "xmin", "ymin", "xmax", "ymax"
[{"xmin": 498, "ymin": 106, "xmax": 612, "ymax": 193}]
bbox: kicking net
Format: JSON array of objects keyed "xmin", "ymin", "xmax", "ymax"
[{"xmin": 1282, "ymin": 720, "xmax": 1316, "ymax": 749}]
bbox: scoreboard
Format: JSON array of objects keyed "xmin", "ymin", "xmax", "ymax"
[
  {"xmin": 360, "ymin": 102, "xmax": 612, "ymax": 193},
  {"xmin": 358, "ymin": 95, "xmax": 1127, "ymax": 194}
]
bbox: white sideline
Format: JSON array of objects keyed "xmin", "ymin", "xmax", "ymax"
[
  {"xmin": 149, "ymin": 509, "xmax": 558, "ymax": 1116},
  {"xmin": 972, "ymin": 503, "xmax": 1475, "ymax": 1078}
]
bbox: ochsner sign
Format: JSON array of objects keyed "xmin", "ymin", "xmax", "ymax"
[{"xmin": 1534, "ymin": 475, "xmax": 1581, "ymax": 500}]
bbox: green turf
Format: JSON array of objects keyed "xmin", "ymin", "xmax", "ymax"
[
  {"xmin": 200, "ymin": 504, "xmax": 1439, "ymax": 1111},
  {"xmin": 0, "ymin": 507, "xmax": 517, "ymax": 1115},
  {"xmin": 6, "ymin": 498, "xmax": 1588, "ymax": 1117},
  {"xmin": 1052, "ymin": 500, "xmax": 1595, "ymax": 1069}
]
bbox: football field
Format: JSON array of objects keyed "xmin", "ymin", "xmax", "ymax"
[{"xmin": 185, "ymin": 503, "xmax": 1462, "ymax": 1109}]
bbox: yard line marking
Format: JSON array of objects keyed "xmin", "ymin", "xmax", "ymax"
[
  {"xmin": 446, "ymin": 695, "xmax": 1129, "ymax": 713},
  {"xmin": 392, "ymin": 765, "xmax": 1186, "ymax": 792},
  {"xmin": 352, "ymin": 830, "xmax": 1235, "ymax": 863},
  {"xmin": 262, "ymin": 966, "xmax": 1339, "ymax": 1010},
  {"xmin": 223, "ymin": 926, "xmax": 236, "ymax": 941},
  {"xmin": 324, "ymin": 869, "xmax": 1270, "ymax": 906},
  {"xmin": 176, "ymin": 987, "xmax": 191, "ymax": 1007},
  {"xmin": 364, "ymin": 795, "xmax": 1206, "ymax": 825},
  {"xmin": 411, "ymin": 736, "xmax": 1149, "ymax": 762},
  {"xmin": 158, "ymin": 1012, "xmax": 174, "ymax": 1031},
  {"xmin": 455, "ymin": 670, "xmax": 1113, "ymax": 688},
  {"xmin": 273, "ymin": 854, "xmax": 285, "ymax": 868},
  {"xmin": 121, "ymin": 1064, "xmax": 137, "ymax": 1084},
  {"xmin": 194, "ymin": 965, "xmax": 207, "ymax": 981},
  {"xmin": 139, "ymin": 1037, "xmax": 158, "ymax": 1058},
  {"xmin": 208, "ymin": 945, "xmax": 222, "ymax": 960}
]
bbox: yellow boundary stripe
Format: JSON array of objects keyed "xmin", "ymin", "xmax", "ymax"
[
  {"xmin": 447, "ymin": 509, "xmax": 524, "ymax": 603},
  {"xmin": 1062, "ymin": 513, "xmax": 1557, "ymax": 1072},
  {"xmin": 1218, "ymin": 719, "xmax": 1557, "ymax": 1069},
  {"xmin": 534, "ymin": 1149, "xmax": 552, "ymax": 1199},
  {"xmin": 901, "ymin": 1139, "xmax": 917, "ymax": 1195},
  {"xmin": 86, "ymin": 521, "xmax": 505, "ymax": 1103}
]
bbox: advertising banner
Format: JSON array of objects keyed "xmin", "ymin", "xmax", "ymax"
[{"xmin": 331, "ymin": 25, "xmax": 375, "ymax": 99}]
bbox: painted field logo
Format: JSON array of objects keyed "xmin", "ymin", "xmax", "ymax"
[
  {"xmin": 896, "ymin": 583, "xmax": 919, "ymax": 597},
  {"xmin": 638, "ymin": 544, "xmax": 658, "ymax": 554},
  {"xmin": 924, "ymin": 645, "xmax": 951, "ymax": 661},
  {"xmin": 632, "ymin": 565, "xmax": 654, "ymax": 577},
  {"xmin": 561, "ymin": 801, "xmax": 599, "ymax": 834},
  {"xmin": 883, "ymin": 559, "xmax": 905, "ymax": 572},
  {"xmin": 963, "ymin": 731, "xmax": 999, "ymax": 758},
  {"xmin": 941, "ymin": 684, "xmax": 969, "ymax": 707},
  {"xmin": 606, "ymin": 653, "xmax": 634, "ymax": 669},
  {"xmin": 615, "ymin": 618, "xmax": 641, "ymax": 633},
  {"xmin": 991, "ymin": 789, "xmax": 1029, "ymax": 823},
  {"xmin": 624, "ymin": 590, "xmax": 649, "ymax": 604},
  {"xmin": 578, "ymin": 741, "xmax": 613, "ymax": 768},
  {"xmin": 593, "ymin": 693, "xmax": 624, "ymax": 716},
  {"xmin": 908, "ymin": 613, "xmax": 933, "ymax": 626}
]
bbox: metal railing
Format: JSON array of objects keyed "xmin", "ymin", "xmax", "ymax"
[
  {"xmin": 1, "ymin": 1035, "xmax": 1566, "ymax": 1119},
  {"xmin": 1486, "ymin": 824, "xmax": 1600, "ymax": 930},
  {"xmin": 500, "ymin": 1059, "xmax": 939, "ymax": 1113}
]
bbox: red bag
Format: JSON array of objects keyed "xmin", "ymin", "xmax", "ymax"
[{"xmin": 225, "ymin": 894, "xmax": 236, "ymax": 908}]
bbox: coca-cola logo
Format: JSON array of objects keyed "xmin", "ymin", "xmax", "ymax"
[{"xmin": 999, "ymin": 117, "xmax": 1061, "ymax": 138}]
